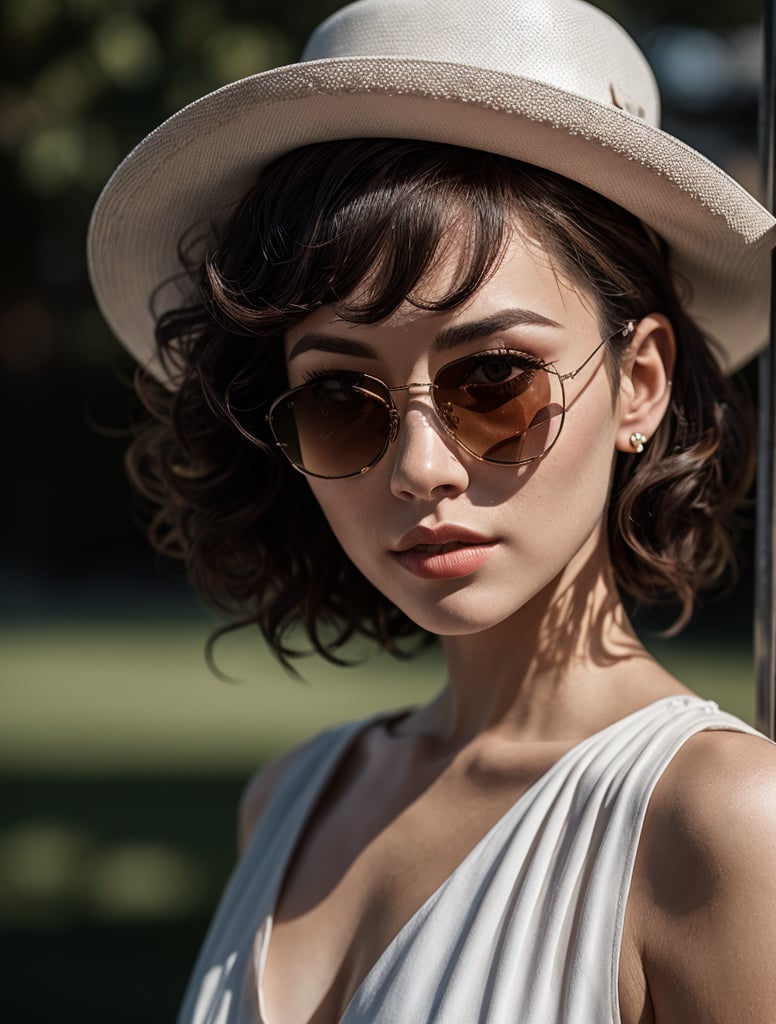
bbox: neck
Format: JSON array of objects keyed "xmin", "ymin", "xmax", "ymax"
[{"xmin": 430, "ymin": 537, "xmax": 658, "ymax": 745}]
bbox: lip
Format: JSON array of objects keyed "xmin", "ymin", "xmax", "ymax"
[
  {"xmin": 394, "ymin": 524, "xmax": 495, "ymax": 552},
  {"xmin": 392, "ymin": 524, "xmax": 498, "ymax": 580}
]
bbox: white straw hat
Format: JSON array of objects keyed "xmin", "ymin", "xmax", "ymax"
[{"xmin": 87, "ymin": 0, "xmax": 776, "ymax": 376}]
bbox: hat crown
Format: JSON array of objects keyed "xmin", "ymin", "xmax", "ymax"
[
  {"xmin": 88, "ymin": 0, "xmax": 775, "ymax": 379},
  {"xmin": 302, "ymin": 0, "xmax": 660, "ymax": 125}
]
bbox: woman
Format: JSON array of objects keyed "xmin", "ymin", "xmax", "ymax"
[{"xmin": 88, "ymin": 0, "xmax": 776, "ymax": 1021}]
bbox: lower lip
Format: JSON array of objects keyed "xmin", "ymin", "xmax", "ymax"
[{"xmin": 392, "ymin": 543, "xmax": 497, "ymax": 580}]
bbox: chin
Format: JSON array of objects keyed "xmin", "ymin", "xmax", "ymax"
[{"xmin": 387, "ymin": 584, "xmax": 536, "ymax": 638}]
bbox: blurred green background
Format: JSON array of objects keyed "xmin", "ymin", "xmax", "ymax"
[{"xmin": 0, "ymin": 0, "xmax": 765, "ymax": 1020}]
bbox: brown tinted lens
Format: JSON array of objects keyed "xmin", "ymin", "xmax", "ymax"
[
  {"xmin": 270, "ymin": 374, "xmax": 393, "ymax": 477},
  {"xmin": 433, "ymin": 359, "xmax": 564, "ymax": 464}
]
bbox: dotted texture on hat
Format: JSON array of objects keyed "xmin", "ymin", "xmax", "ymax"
[
  {"xmin": 87, "ymin": 0, "xmax": 776, "ymax": 379},
  {"xmin": 304, "ymin": 0, "xmax": 660, "ymax": 121}
]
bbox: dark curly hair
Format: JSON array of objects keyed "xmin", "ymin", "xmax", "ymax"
[{"xmin": 127, "ymin": 139, "xmax": 754, "ymax": 665}]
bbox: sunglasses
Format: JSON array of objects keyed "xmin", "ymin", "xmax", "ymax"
[{"xmin": 265, "ymin": 321, "xmax": 635, "ymax": 479}]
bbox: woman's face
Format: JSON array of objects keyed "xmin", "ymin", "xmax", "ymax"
[{"xmin": 283, "ymin": 228, "xmax": 627, "ymax": 637}]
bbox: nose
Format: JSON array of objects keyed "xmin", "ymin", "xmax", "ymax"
[{"xmin": 388, "ymin": 390, "xmax": 470, "ymax": 501}]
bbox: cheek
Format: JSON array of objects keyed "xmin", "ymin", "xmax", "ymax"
[
  {"xmin": 488, "ymin": 388, "xmax": 620, "ymax": 558},
  {"xmin": 307, "ymin": 478, "xmax": 370, "ymax": 556},
  {"xmin": 526, "ymin": 453, "xmax": 615, "ymax": 545},
  {"xmin": 308, "ymin": 476, "xmax": 399, "ymax": 601},
  {"xmin": 486, "ymin": 375, "xmax": 620, "ymax": 500}
]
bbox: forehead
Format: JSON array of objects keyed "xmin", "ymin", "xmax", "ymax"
[{"xmin": 284, "ymin": 225, "xmax": 598, "ymax": 359}]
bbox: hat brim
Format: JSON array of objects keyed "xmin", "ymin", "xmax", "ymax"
[{"xmin": 87, "ymin": 56, "xmax": 776, "ymax": 377}]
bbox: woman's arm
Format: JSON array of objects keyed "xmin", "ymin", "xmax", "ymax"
[{"xmin": 635, "ymin": 730, "xmax": 776, "ymax": 1023}]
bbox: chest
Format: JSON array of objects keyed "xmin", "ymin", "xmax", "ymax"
[
  {"xmin": 259, "ymin": 748, "xmax": 651, "ymax": 1024},
  {"xmin": 261, "ymin": 769, "xmax": 524, "ymax": 1023}
]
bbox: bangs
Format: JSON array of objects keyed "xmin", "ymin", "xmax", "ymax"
[
  {"xmin": 204, "ymin": 140, "xmax": 519, "ymax": 334},
  {"xmin": 197, "ymin": 138, "xmax": 659, "ymax": 396}
]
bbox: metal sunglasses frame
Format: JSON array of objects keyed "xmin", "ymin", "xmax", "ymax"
[{"xmin": 266, "ymin": 320, "xmax": 636, "ymax": 480}]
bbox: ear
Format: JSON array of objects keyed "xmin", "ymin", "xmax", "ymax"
[{"xmin": 615, "ymin": 313, "xmax": 676, "ymax": 454}]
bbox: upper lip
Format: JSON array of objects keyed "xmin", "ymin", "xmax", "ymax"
[{"xmin": 393, "ymin": 524, "xmax": 496, "ymax": 552}]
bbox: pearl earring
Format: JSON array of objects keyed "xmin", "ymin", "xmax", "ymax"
[{"xmin": 629, "ymin": 431, "xmax": 647, "ymax": 453}]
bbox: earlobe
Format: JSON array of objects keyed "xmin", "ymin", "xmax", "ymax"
[{"xmin": 615, "ymin": 313, "xmax": 676, "ymax": 454}]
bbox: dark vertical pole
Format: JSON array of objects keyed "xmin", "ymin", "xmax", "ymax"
[{"xmin": 757, "ymin": 1, "xmax": 776, "ymax": 738}]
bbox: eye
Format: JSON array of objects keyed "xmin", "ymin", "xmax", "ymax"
[
  {"xmin": 303, "ymin": 368, "xmax": 354, "ymax": 385},
  {"xmin": 299, "ymin": 369, "xmax": 393, "ymax": 411},
  {"xmin": 301, "ymin": 369, "xmax": 363, "ymax": 400},
  {"xmin": 459, "ymin": 350, "xmax": 545, "ymax": 388}
]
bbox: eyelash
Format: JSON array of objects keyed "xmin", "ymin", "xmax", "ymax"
[
  {"xmin": 302, "ymin": 367, "xmax": 353, "ymax": 384},
  {"xmin": 467, "ymin": 347, "xmax": 550, "ymax": 372},
  {"xmin": 300, "ymin": 348, "xmax": 551, "ymax": 384}
]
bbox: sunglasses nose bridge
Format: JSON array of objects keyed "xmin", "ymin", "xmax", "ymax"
[
  {"xmin": 386, "ymin": 381, "xmax": 439, "ymax": 434},
  {"xmin": 388, "ymin": 381, "xmax": 435, "ymax": 397},
  {"xmin": 385, "ymin": 380, "xmax": 468, "ymax": 467}
]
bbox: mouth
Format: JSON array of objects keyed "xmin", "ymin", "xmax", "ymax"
[
  {"xmin": 393, "ymin": 524, "xmax": 496, "ymax": 553},
  {"xmin": 391, "ymin": 527, "xmax": 498, "ymax": 580},
  {"xmin": 411, "ymin": 541, "xmax": 480, "ymax": 554}
]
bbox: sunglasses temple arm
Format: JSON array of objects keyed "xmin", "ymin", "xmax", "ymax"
[{"xmin": 560, "ymin": 320, "xmax": 636, "ymax": 382}]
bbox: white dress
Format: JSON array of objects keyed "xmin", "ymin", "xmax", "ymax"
[{"xmin": 177, "ymin": 695, "xmax": 763, "ymax": 1024}]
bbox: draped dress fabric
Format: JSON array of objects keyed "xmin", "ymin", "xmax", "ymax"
[{"xmin": 178, "ymin": 696, "xmax": 763, "ymax": 1024}]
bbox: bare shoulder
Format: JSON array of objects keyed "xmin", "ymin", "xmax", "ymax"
[
  {"xmin": 649, "ymin": 724, "xmax": 776, "ymax": 848},
  {"xmin": 237, "ymin": 737, "xmax": 318, "ymax": 855},
  {"xmin": 634, "ymin": 723, "xmax": 776, "ymax": 1023},
  {"xmin": 642, "ymin": 725, "xmax": 776, "ymax": 900}
]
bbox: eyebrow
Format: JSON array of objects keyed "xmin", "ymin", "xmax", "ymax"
[{"xmin": 286, "ymin": 308, "xmax": 562, "ymax": 361}]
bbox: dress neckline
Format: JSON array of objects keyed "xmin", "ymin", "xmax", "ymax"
[{"xmin": 255, "ymin": 694, "xmax": 707, "ymax": 1024}]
